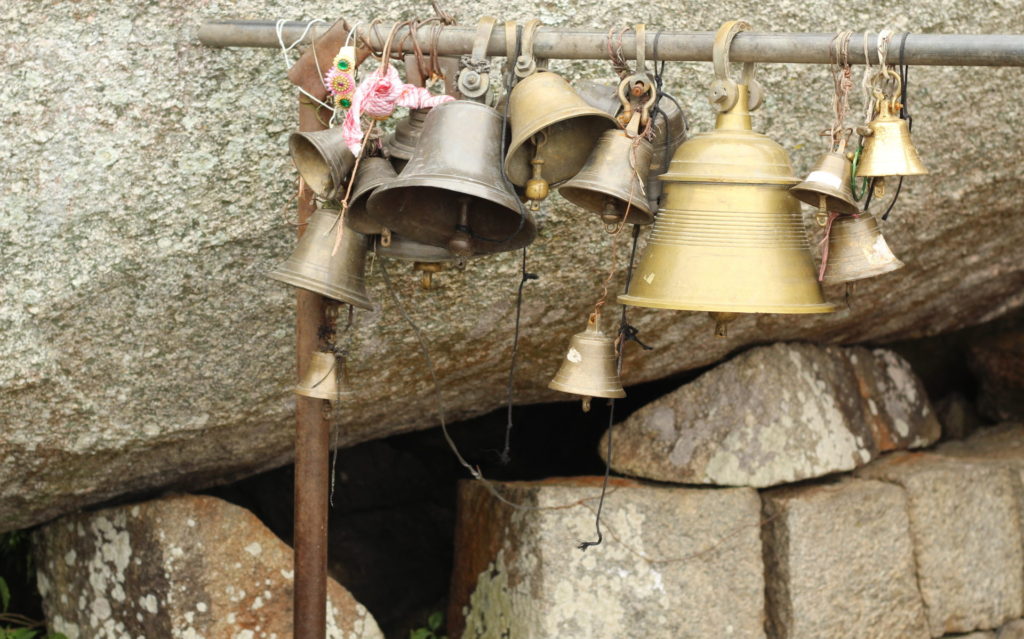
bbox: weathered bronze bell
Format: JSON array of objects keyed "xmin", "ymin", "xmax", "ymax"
[
  {"xmin": 367, "ymin": 100, "xmax": 535, "ymax": 257},
  {"xmin": 268, "ymin": 208, "xmax": 374, "ymax": 310},
  {"xmin": 558, "ymin": 129, "xmax": 654, "ymax": 225},
  {"xmin": 548, "ymin": 315, "xmax": 626, "ymax": 412},
  {"xmin": 856, "ymin": 97, "xmax": 928, "ymax": 178},
  {"xmin": 289, "ymin": 128, "xmax": 356, "ymax": 199},
  {"xmin": 791, "ymin": 150, "xmax": 860, "ymax": 216},
  {"xmin": 821, "ymin": 213, "xmax": 904, "ymax": 283},
  {"xmin": 344, "ymin": 157, "xmax": 395, "ymax": 235},
  {"xmin": 295, "ymin": 351, "xmax": 352, "ymax": 401},
  {"xmin": 618, "ymin": 85, "xmax": 835, "ymax": 315},
  {"xmin": 504, "ymin": 72, "xmax": 618, "ymax": 199},
  {"xmin": 384, "ymin": 108, "xmax": 430, "ymax": 173}
]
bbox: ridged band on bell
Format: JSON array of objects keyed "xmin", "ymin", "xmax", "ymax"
[
  {"xmin": 618, "ymin": 85, "xmax": 835, "ymax": 314},
  {"xmin": 821, "ymin": 213, "xmax": 904, "ymax": 284},
  {"xmin": 344, "ymin": 157, "xmax": 396, "ymax": 235},
  {"xmin": 384, "ymin": 108, "xmax": 430, "ymax": 172},
  {"xmin": 548, "ymin": 318, "xmax": 626, "ymax": 400},
  {"xmin": 503, "ymin": 72, "xmax": 619, "ymax": 187},
  {"xmin": 295, "ymin": 351, "xmax": 352, "ymax": 401},
  {"xmin": 791, "ymin": 151, "xmax": 860, "ymax": 216},
  {"xmin": 267, "ymin": 208, "xmax": 374, "ymax": 310},
  {"xmin": 288, "ymin": 128, "xmax": 356, "ymax": 200},
  {"xmin": 366, "ymin": 100, "xmax": 536, "ymax": 257},
  {"xmin": 372, "ymin": 233, "xmax": 458, "ymax": 263},
  {"xmin": 856, "ymin": 99, "xmax": 928, "ymax": 178},
  {"xmin": 558, "ymin": 129, "xmax": 654, "ymax": 225}
]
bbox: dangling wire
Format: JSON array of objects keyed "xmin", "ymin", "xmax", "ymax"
[{"xmin": 500, "ymin": 247, "xmax": 538, "ymax": 464}]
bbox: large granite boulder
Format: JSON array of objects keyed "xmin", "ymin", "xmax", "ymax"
[{"xmin": 3, "ymin": 0, "xmax": 1024, "ymax": 531}]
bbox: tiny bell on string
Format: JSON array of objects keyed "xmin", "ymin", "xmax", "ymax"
[{"xmin": 548, "ymin": 313, "xmax": 626, "ymax": 412}]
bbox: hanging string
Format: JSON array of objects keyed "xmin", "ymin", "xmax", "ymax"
[
  {"xmin": 880, "ymin": 32, "xmax": 912, "ymax": 221},
  {"xmin": 500, "ymin": 248, "xmax": 538, "ymax": 464},
  {"xmin": 828, "ymin": 31, "xmax": 854, "ymax": 151}
]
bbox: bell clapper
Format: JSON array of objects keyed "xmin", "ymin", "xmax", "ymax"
[
  {"xmin": 581, "ymin": 396, "xmax": 592, "ymax": 413},
  {"xmin": 380, "ymin": 227, "xmax": 392, "ymax": 247},
  {"xmin": 815, "ymin": 194, "xmax": 828, "ymax": 227},
  {"xmin": 873, "ymin": 177, "xmax": 886, "ymax": 198},
  {"xmin": 448, "ymin": 197, "xmax": 474, "ymax": 258},
  {"xmin": 710, "ymin": 312, "xmax": 739, "ymax": 338},
  {"xmin": 601, "ymin": 197, "xmax": 622, "ymax": 226},
  {"xmin": 524, "ymin": 134, "xmax": 550, "ymax": 210}
]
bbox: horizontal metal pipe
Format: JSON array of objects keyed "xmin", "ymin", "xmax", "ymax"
[{"xmin": 198, "ymin": 20, "xmax": 1024, "ymax": 67}]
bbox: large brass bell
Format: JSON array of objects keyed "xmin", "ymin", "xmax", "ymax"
[
  {"xmin": 558, "ymin": 129, "xmax": 654, "ymax": 225},
  {"xmin": 367, "ymin": 100, "xmax": 535, "ymax": 257},
  {"xmin": 295, "ymin": 351, "xmax": 352, "ymax": 401},
  {"xmin": 384, "ymin": 108, "xmax": 430, "ymax": 172},
  {"xmin": 548, "ymin": 314, "xmax": 626, "ymax": 412},
  {"xmin": 289, "ymin": 128, "xmax": 356, "ymax": 199},
  {"xmin": 820, "ymin": 213, "xmax": 904, "ymax": 283},
  {"xmin": 268, "ymin": 208, "xmax": 374, "ymax": 310},
  {"xmin": 344, "ymin": 157, "xmax": 396, "ymax": 235},
  {"xmin": 791, "ymin": 149, "xmax": 860, "ymax": 216},
  {"xmin": 856, "ymin": 94, "xmax": 928, "ymax": 178},
  {"xmin": 503, "ymin": 72, "xmax": 618, "ymax": 204}
]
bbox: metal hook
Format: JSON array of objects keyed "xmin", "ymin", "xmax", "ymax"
[
  {"xmin": 515, "ymin": 18, "xmax": 543, "ymax": 78},
  {"xmin": 709, "ymin": 20, "xmax": 764, "ymax": 112},
  {"xmin": 457, "ymin": 15, "xmax": 497, "ymax": 100}
]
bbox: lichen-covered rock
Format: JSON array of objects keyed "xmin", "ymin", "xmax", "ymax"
[
  {"xmin": 603, "ymin": 343, "xmax": 938, "ymax": 487},
  {"xmin": 448, "ymin": 477, "xmax": 765, "ymax": 639},
  {"xmin": 969, "ymin": 332, "xmax": 1024, "ymax": 422},
  {"xmin": 857, "ymin": 453, "xmax": 1024, "ymax": 636},
  {"xmin": 3, "ymin": 0, "xmax": 1024, "ymax": 532},
  {"xmin": 762, "ymin": 478, "xmax": 929, "ymax": 639},
  {"xmin": 33, "ymin": 494, "xmax": 383, "ymax": 639}
]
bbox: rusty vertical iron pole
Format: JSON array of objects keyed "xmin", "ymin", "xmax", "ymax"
[{"xmin": 293, "ymin": 97, "xmax": 330, "ymax": 639}]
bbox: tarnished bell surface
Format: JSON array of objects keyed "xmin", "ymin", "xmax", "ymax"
[
  {"xmin": 367, "ymin": 100, "xmax": 535, "ymax": 257},
  {"xmin": 558, "ymin": 130, "xmax": 654, "ymax": 225},
  {"xmin": 288, "ymin": 128, "xmax": 356, "ymax": 199},
  {"xmin": 822, "ymin": 214, "xmax": 905, "ymax": 284},
  {"xmin": 791, "ymin": 151, "xmax": 860, "ymax": 216},
  {"xmin": 504, "ymin": 72, "xmax": 618, "ymax": 187},
  {"xmin": 619, "ymin": 85, "xmax": 835, "ymax": 314},
  {"xmin": 856, "ymin": 99, "xmax": 928, "ymax": 177},
  {"xmin": 344, "ymin": 157, "xmax": 395, "ymax": 235},
  {"xmin": 548, "ymin": 317, "xmax": 626, "ymax": 409},
  {"xmin": 267, "ymin": 208, "xmax": 374, "ymax": 310},
  {"xmin": 294, "ymin": 351, "xmax": 352, "ymax": 401},
  {"xmin": 576, "ymin": 80, "xmax": 622, "ymax": 117},
  {"xmin": 384, "ymin": 108, "xmax": 430, "ymax": 172}
]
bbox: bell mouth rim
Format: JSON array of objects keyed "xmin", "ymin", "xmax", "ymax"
[
  {"xmin": 547, "ymin": 381, "xmax": 626, "ymax": 399},
  {"xmin": 789, "ymin": 190, "xmax": 861, "ymax": 216},
  {"xmin": 822, "ymin": 259, "xmax": 905, "ymax": 284},
  {"xmin": 267, "ymin": 270, "xmax": 375, "ymax": 311},
  {"xmin": 616, "ymin": 295, "xmax": 837, "ymax": 314},
  {"xmin": 293, "ymin": 387, "xmax": 357, "ymax": 400}
]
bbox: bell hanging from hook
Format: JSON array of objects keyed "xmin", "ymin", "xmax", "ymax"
[
  {"xmin": 558, "ymin": 129, "xmax": 655, "ymax": 225},
  {"xmin": 295, "ymin": 351, "xmax": 353, "ymax": 401},
  {"xmin": 289, "ymin": 128, "xmax": 356, "ymax": 200},
  {"xmin": 791, "ymin": 143, "xmax": 861, "ymax": 218},
  {"xmin": 856, "ymin": 91, "xmax": 928, "ymax": 180},
  {"xmin": 548, "ymin": 314, "xmax": 626, "ymax": 412},
  {"xmin": 344, "ymin": 157, "xmax": 397, "ymax": 235},
  {"xmin": 820, "ymin": 213, "xmax": 904, "ymax": 284}
]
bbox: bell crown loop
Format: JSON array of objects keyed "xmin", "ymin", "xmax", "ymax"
[{"xmin": 709, "ymin": 20, "xmax": 764, "ymax": 113}]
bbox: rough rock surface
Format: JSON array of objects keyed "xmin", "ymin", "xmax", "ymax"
[
  {"xmin": 952, "ymin": 634, "xmax": 997, "ymax": 639},
  {"xmin": 762, "ymin": 478, "xmax": 929, "ymax": 639},
  {"xmin": 969, "ymin": 332, "xmax": 1024, "ymax": 422},
  {"xmin": 604, "ymin": 343, "xmax": 939, "ymax": 487},
  {"xmin": 3, "ymin": 0, "xmax": 1024, "ymax": 532},
  {"xmin": 1001, "ymin": 620, "xmax": 1024, "ymax": 639},
  {"xmin": 858, "ymin": 453, "xmax": 1024, "ymax": 636},
  {"xmin": 448, "ymin": 477, "xmax": 764, "ymax": 639},
  {"xmin": 33, "ymin": 494, "xmax": 382, "ymax": 639}
]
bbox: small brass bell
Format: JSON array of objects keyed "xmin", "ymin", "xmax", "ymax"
[
  {"xmin": 856, "ymin": 97, "xmax": 928, "ymax": 178},
  {"xmin": 345, "ymin": 157, "xmax": 396, "ymax": 235},
  {"xmin": 268, "ymin": 208, "xmax": 374, "ymax": 310},
  {"xmin": 367, "ymin": 100, "xmax": 535, "ymax": 256},
  {"xmin": 559, "ymin": 129, "xmax": 654, "ymax": 225},
  {"xmin": 384, "ymin": 108, "xmax": 430, "ymax": 173},
  {"xmin": 548, "ymin": 315, "xmax": 626, "ymax": 412},
  {"xmin": 791, "ymin": 150, "xmax": 860, "ymax": 216},
  {"xmin": 295, "ymin": 351, "xmax": 352, "ymax": 401},
  {"xmin": 821, "ymin": 214, "xmax": 904, "ymax": 284},
  {"xmin": 373, "ymin": 233, "xmax": 461, "ymax": 290},
  {"xmin": 289, "ymin": 128, "xmax": 356, "ymax": 199}
]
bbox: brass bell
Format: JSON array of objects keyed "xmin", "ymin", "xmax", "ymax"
[
  {"xmin": 856, "ymin": 97, "xmax": 928, "ymax": 178},
  {"xmin": 295, "ymin": 351, "xmax": 352, "ymax": 401},
  {"xmin": 384, "ymin": 108, "xmax": 430, "ymax": 173},
  {"xmin": 558, "ymin": 129, "xmax": 654, "ymax": 225},
  {"xmin": 618, "ymin": 85, "xmax": 835, "ymax": 315},
  {"xmin": 344, "ymin": 157, "xmax": 395, "ymax": 235},
  {"xmin": 791, "ymin": 149, "xmax": 860, "ymax": 216},
  {"xmin": 820, "ymin": 213, "xmax": 904, "ymax": 284},
  {"xmin": 548, "ymin": 315, "xmax": 626, "ymax": 412},
  {"xmin": 504, "ymin": 72, "xmax": 618, "ymax": 203},
  {"xmin": 268, "ymin": 207, "xmax": 374, "ymax": 310},
  {"xmin": 373, "ymin": 233, "xmax": 460, "ymax": 290},
  {"xmin": 289, "ymin": 128, "xmax": 356, "ymax": 199},
  {"xmin": 367, "ymin": 100, "xmax": 535, "ymax": 257}
]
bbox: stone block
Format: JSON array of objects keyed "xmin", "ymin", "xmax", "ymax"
[
  {"xmin": 448, "ymin": 477, "xmax": 764, "ymax": 639},
  {"xmin": 1000, "ymin": 620, "xmax": 1024, "ymax": 638},
  {"xmin": 762, "ymin": 478, "xmax": 929, "ymax": 639},
  {"xmin": 858, "ymin": 453, "xmax": 1024, "ymax": 636}
]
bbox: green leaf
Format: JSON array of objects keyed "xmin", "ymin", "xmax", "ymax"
[
  {"xmin": 409, "ymin": 629, "xmax": 432, "ymax": 639},
  {"xmin": 427, "ymin": 611, "xmax": 443, "ymax": 631},
  {"xmin": 10, "ymin": 629, "xmax": 38, "ymax": 639},
  {"xmin": 0, "ymin": 576, "xmax": 10, "ymax": 613},
  {"xmin": 48, "ymin": 635, "xmax": 69, "ymax": 639}
]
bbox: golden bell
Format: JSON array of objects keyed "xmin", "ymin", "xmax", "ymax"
[
  {"xmin": 289, "ymin": 128, "xmax": 356, "ymax": 199},
  {"xmin": 791, "ymin": 150, "xmax": 860, "ymax": 216},
  {"xmin": 344, "ymin": 157, "xmax": 395, "ymax": 235},
  {"xmin": 548, "ymin": 315, "xmax": 626, "ymax": 412},
  {"xmin": 384, "ymin": 108, "xmax": 430, "ymax": 173},
  {"xmin": 367, "ymin": 100, "xmax": 536, "ymax": 257},
  {"xmin": 821, "ymin": 213, "xmax": 904, "ymax": 284},
  {"xmin": 295, "ymin": 351, "xmax": 353, "ymax": 401},
  {"xmin": 268, "ymin": 208, "xmax": 374, "ymax": 310},
  {"xmin": 618, "ymin": 85, "xmax": 835, "ymax": 315},
  {"xmin": 558, "ymin": 129, "xmax": 654, "ymax": 225},
  {"xmin": 504, "ymin": 72, "xmax": 618, "ymax": 193},
  {"xmin": 856, "ymin": 98, "xmax": 928, "ymax": 178}
]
